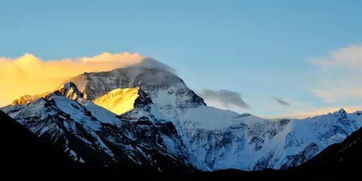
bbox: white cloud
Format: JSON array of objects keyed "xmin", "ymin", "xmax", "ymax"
[
  {"xmin": 310, "ymin": 44, "xmax": 362, "ymax": 68},
  {"xmin": 308, "ymin": 44, "xmax": 362, "ymax": 103},
  {"xmin": 309, "ymin": 86, "xmax": 362, "ymax": 103}
]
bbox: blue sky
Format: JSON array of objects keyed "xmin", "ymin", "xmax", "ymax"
[{"xmin": 1, "ymin": 0, "xmax": 362, "ymax": 117}]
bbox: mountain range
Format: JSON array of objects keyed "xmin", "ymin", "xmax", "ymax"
[{"xmin": 1, "ymin": 58, "xmax": 362, "ymax": 180}]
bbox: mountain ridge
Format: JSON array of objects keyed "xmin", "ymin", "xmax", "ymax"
[
  {"xmin": 3, "ymin": 106, "xmax": 360, "ymax": 181},
  {"xmin": 2, "ymin": 61, "xmax": 362, "ymax": 172}
]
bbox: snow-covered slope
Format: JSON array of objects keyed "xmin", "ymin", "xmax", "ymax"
[
  {"xmin": 1, "ymin": 82, "xmax": 191, "ymax": 172},
  {"xmin": 183, "ymin": 109, "xmax": 362, "ymax": 170},
  {"xmin": 93, "ymin": 87, "xmax": 140, "ymax": 115}
]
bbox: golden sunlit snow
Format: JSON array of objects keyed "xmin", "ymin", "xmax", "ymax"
[{"xmin": 93, "ymin": 87, "xmax": 140, "ymax": 115}]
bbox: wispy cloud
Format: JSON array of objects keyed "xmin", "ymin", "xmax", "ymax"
[
  {"xmin": 272, "ymin": 96, "xmax": 290, "ymax": 106},
  {"xmin": 273, "ymin": 106, "xmax": 362, "ymax": 119},
  {"xmin": 309, "ymin": 44, "xmax": 362, "ymax": 68},
  {"xmin": 308, "ymin": 44, "xmax": 362, "ymax": 103},
  {"xmin": 0, "ymin": 52, "xmax": 146, "ymax": 106},
  {"xmin": 199, "ymin": 89, "xmax": 250, "ymax": 111}
]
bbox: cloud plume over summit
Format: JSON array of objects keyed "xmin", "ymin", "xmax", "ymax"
[{"xmin": 0, "ymin": 52, "xmax": 146, "ymax": 106}]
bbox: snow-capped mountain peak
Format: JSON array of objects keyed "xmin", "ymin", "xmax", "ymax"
[
  {"xmin": 55, "ymin": 81, "xmax": 85, "ymax": 101},
  {"xmin": 70, "ymin": 65, "xmax": 206, "ymax": 109}
]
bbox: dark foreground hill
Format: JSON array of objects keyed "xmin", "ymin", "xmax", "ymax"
[
  {"xmin": 297, "ymin": 120, "xmax": 362, "ymax": 180},
  {"xmin": 0, "ymin": 110, "xmax": 163, "ymax": 181}
]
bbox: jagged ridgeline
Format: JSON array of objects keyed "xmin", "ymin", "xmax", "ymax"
[{"xmin": 2, "ymin": 58, "xmax": 362, "ymax": 173}]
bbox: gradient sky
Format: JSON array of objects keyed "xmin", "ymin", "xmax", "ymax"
[{"xmin": 1, "ymin": 0, "xmax": 362, "ymax": 118}]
